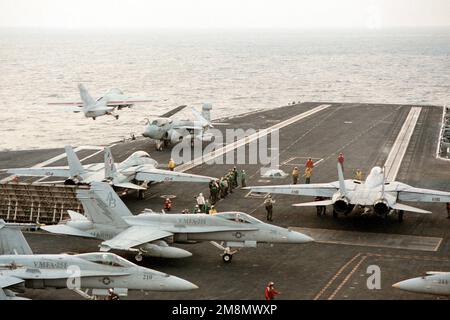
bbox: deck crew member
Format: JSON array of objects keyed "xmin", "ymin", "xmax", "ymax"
[
  {"xmin": 240, "ymin": 170, "xmax": 247, "ymax": 187},
  {"xmin": 105, "ymin": 288, "xmax": 120, "ymax": 300},
  {"xmin": 164, "ymin": 198, "xmax": 172, "ymax": 211},
  {"xmin": 264, "ymin": 195, "xmax": 275, "ymax": 221},
  {"xmin": 168, "ymin": 158, "xmax": 175, "ymax": 171},
  {"xmin": 265, "ymin": 282, "xmax": 280, "ymax": 301},
  {"xmin": 303, "ymin": 167, "xmax": 312, "ymax": 184},
  {"xmin": 209, "ymin": 205, "xmax": 217, "ymax": 215},
  {"xmin": 305, "ymin": 158, "xmax": 314, "ymax": 169},
  {"xmin": 196, "ymin": 193, "xmax": 206, "ymax": 212},
  {"xmin": 292, "ymin": 167, "xmax": 300, "ymax": 184},
  {"xmin": 355, "ymin": 169, "xmax": 363, "ymax": 181}
]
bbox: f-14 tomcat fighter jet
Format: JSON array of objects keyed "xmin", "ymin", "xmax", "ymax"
[
  {"xmin": 245, "ymin": 163, "xmax": 450, "ymax": 222},
  {"xmin": 7, "ymin": 145, "xmax": 214, "ymax": 198},
  {"xmin": 393, "ymin": 272, "xmax": 450, "ymax": 296},
  {"xmin": 41, "ymin": 182, "xmax": 313, "ymax": 263},
  {"xmin": 0, "ymin": 220, "xmax": 197, "ymax": 300},
  {"xmin": 49, "ymin": 84, "xmax": 153, "ymax": 120}
]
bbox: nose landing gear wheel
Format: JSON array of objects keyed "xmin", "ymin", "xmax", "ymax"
[
  {"xmin": 222, "ymin": 253, "xmax": 232, "ymax": 263},
  {"xmin": 135, "ymin": 253, "xmax": 143, "ymax": 262}
]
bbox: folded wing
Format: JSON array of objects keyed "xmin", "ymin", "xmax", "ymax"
[{"xmin": 135, "ymin": 168, "xmax": 213, "ymax": 183}]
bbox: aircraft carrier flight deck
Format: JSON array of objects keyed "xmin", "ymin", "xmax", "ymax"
[{"xmin": 1, "ymin": 102, "xmax": 449, "ymax": 300}]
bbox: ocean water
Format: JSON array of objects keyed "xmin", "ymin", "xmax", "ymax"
[{"xmin": 0, "ymin": 28, "xmax": 449, "ymax": 151}]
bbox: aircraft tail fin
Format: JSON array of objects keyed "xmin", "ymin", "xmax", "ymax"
[
  {"xmin": 104, "ymin": 147, "xmax": 117, "ymax": 179},
  {"xmin": 76, "ymin": 182, "xmax": 131, "ymax": 226},
  {"xmin": 191, "ymin": 106, "xmax": 211, "ymax": 127},
  {"xmin": 0, "ymin": 220, "xmax": 33, "ymax": 255},
  {"xmin": 337, "ymin": 163, "xmax": 347, "ymax": 196},
  {"xmin": 78, "ymin": 84, "xmax": 96, "ymax": 108},
  {"xmin": 201, "ymin": 103, "xmax": 212, "ymax": 122},
  {"xmin": 65, "ymin": 145, "xmax": 87, "ymax": 178}
]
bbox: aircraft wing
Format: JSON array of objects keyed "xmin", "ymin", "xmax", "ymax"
[
  {"xmin": 160, "ymin": 105, "xmax": 187, "ymax": 118},
  {"xmin": 172, "ymin": 125, "xmax": 204, "ymax": 131},
  {"xmin": 244, "ymin": 183, "xmax": 339, "ymax": 197},
  {"xmin": 7, "ymin": 167, "xmax": 71, "ymax": 177},
  {"xmin": 100, "ymin": 226, "xmax": 173, "ymax": 251},
  {"xmin": 135, "ymin": 168, "xmax": 214, "ymax": 183},
  {"xmin": 48, "ymin": 102, "xmax": 83, "ymax": 107},
  {"xmin": 385, "ymin": 184, "xmax": 450, "ymax": 203},
  {"xmin": 41, "ymin": 224, "xmax": 97, "ymax": 238},
  {"xmin": 106, "ymin": 99, "xmax": 154, "ymax": 107}
]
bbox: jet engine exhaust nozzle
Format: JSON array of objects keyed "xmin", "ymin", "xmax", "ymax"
[{"xmin": 374, "ymin": 199, "xmax": 390, "ymax": 215}]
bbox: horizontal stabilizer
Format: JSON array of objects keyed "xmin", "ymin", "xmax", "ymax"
[
  {"xmin": 67, "ymin": 210, "xmax": 88, "ymax": 221},
  {"xmin": 113, "ymin": 182, "xmax": 146, "ymax": 190},
  {"xmin": 41, "ymin": 225, "xmax": 96, "ymax": 238},
  {"xmin": 292, "ymin": 199, "xmax": 334, "ymax": 207},
  {"xmin": 426, "ymin": 271, "xmax": 448, "ymax": 275},
  {"xmin": 0, "ymin": 276, "xmax": 24, "ymax": 290},
  {"xmin": 390, "ymin": 203, "xmax": 431, "ymax": 214},
  {"xmin": 0, "ymin": 220, "xmax": 33, "ymax": 255}
]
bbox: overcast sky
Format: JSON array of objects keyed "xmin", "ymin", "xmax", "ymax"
[{"xmin": 1, "ymin": 0, "xmax": 450, "ymax": 29}]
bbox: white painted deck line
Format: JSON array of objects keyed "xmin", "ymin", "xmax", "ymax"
[{"xmin": 384, "ymin": 107, "xmax": 421, "ymax": 182}]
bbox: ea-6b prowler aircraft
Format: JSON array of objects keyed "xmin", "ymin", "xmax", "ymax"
[
  {"xmin": 244, "ymin": 164, "xmax": 450, "ymax": 222},
  {"xmin": 393, "ymin": 272, "xmax": 450, "ymax": 296},
  {"xmin": 0, "ymin": 220, "xmax": 197, "ymax": 300},
  {"xmin": 143, "ymin": 103, "xmax": 227, "ymax": 150},
  {"xmin": 49, "ymin": 84, "xmax": 154, "ymax": 120},
  {"xmin": 7, "ymin": 145, "xmax": 215, "ymax": 198},
  {"xmin": 41, "ymin": 182, "xmax": 313, "ymax": 263}
]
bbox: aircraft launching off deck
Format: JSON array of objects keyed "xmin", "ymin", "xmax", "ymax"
[{"xmin": 49, "ymin": 84, "xmax": 153, "ymax": 120}]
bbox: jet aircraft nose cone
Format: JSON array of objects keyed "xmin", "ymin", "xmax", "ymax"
[
  {"xmin": 164, "ymin": 275, "xmax": 199, "ymax": 291},
  {"xmin": 392, "ymin": 277, "xmax": 425, "ymax": 293},
  {"xmin": 287, "ymin": 230, "xmax": 314, "ymax": 243}
]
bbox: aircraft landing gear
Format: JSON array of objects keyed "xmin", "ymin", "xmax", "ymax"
[
  {"xmin": 210, "ymin": 241, "xmax": 239, "ymax": 263},
  {"xmin": 115, "ymin": 115, "xmax": 119, "ymax": 120},
  {"xmin": 155, "ymin": 141, "xmax": 163, "ymax": 151},
  {"xmin": 137, "ymin": 189, "xmax": 145, "ymax": 200},
  {"xmin": 135, "ymin": 253, "xmax": 143, "ymax": 262},
  {"xmin": 222, "ymin": 253, "xmax": 232, "ymax": 263},
  {"xmin": 93, "ymin": 117, "xmax": 96, "ymax": 120},
  {"xmin": 398, "ymin": 210, "xmax": 404, "ymax": 223}
]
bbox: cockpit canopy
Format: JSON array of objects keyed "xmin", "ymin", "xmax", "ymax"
[
  {"xmin": 151, "ymin": 118, "xmax": 172, "ymax": 126},
  {"xmin": 214, "ymin": 212, "xmax": 262, "ymax": 224},
  {"xmin": 77, "ymin": 252, "xmax": 136, "ymax": 268},
  {"xmin": 107, "ymin": 88, "xmax": 124, "ymax": 95},
  {"xmin": 130, "ymin": 151, "xmax": 151, "ymax": 159}
]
